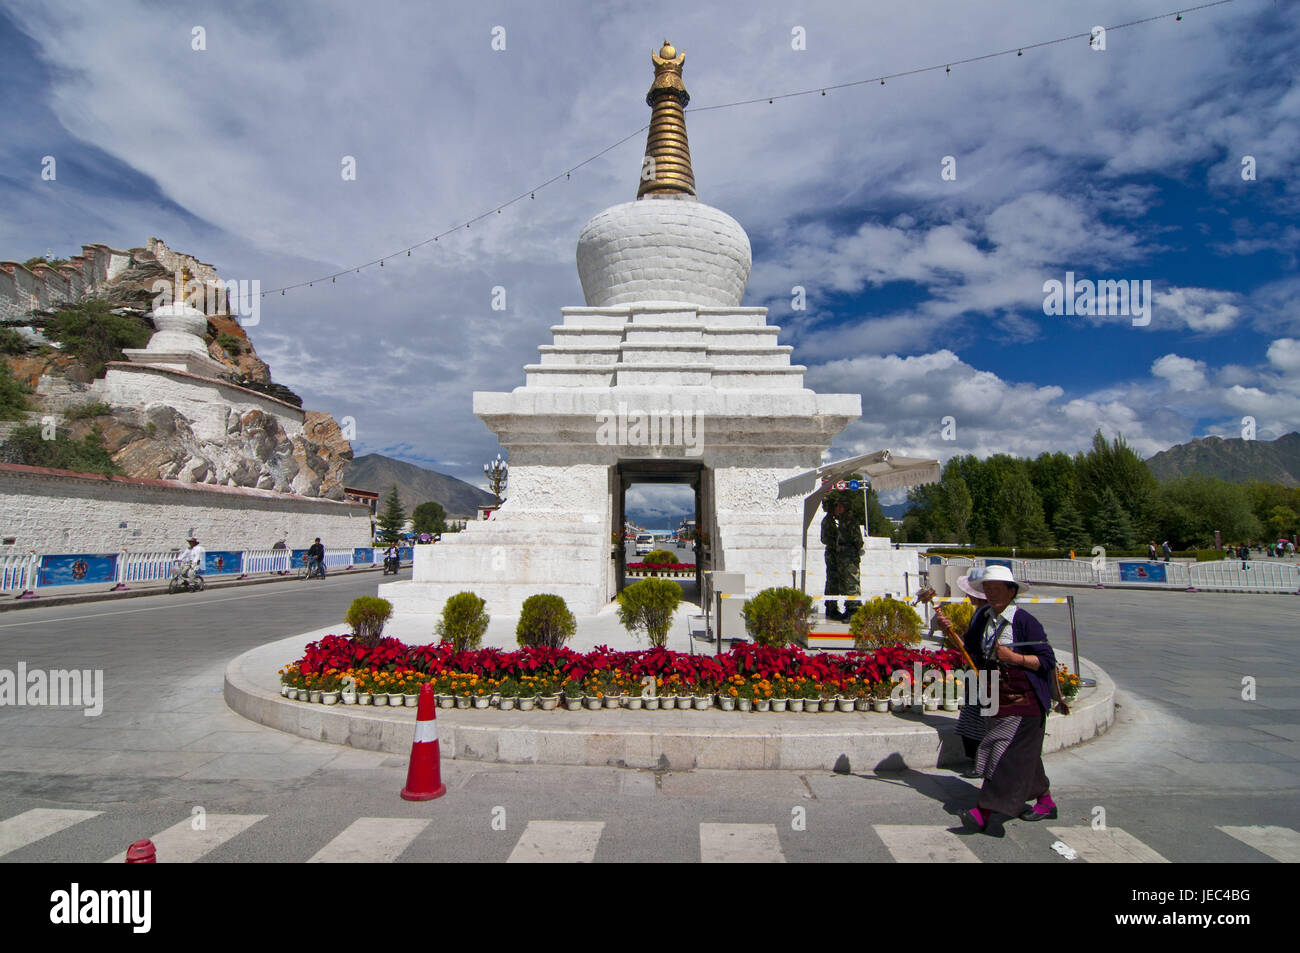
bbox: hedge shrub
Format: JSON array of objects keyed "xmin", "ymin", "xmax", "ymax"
[
  {"xmin": 741, "ymin": 587, "xmax": 815, "ymax": 648},
  {"xmin": 643, "ymin": 549, "xmax": 677, "ymax": 567},
  {"xmin": 516, "ymin": 594, "xmax": 576, "ymax": 648},
  {"xmin": 436, "ymin": 591, "xmax": 490, "ymax": 651},
  {"xmin": 848, "ymin": 596, "xmax": 923, "ymax": 650},
  {"xmin": 346, "ymin": 596, "xmax": 393, "ymax": 646},
  {"xmin": 617, "ymin": 578, "xmax": 681, "ymax": 647}
]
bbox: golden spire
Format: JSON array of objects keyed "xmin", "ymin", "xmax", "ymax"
[{"xmin": 637, "ymin": 41, "xmax": 696, "ymax": 199}]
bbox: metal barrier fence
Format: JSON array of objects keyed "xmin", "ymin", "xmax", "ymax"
[
  {"xmin": 0, "ymin": 544, "xmax": 410, "ymax": 597},
  {"xmin": 920, "ymin": 554, "xmax": 1300, "ymax": 594}
]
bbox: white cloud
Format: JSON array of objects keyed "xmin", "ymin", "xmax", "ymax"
[
  {"xmin": 1152, "ymin": 354, "xmax": 1208, "ymax": 391},
  {"xmin": 1154, "ymin": 287, "xmax": 1241, "ymax": 332}
]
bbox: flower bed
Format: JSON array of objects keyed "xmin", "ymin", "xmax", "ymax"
[
  {"xmin": 277, "ymin": 638, "xmax": 969, "ymax": 711},
  {"xmin": 624, "ymin": 562, "xmax": 696, "ymax": 577}
]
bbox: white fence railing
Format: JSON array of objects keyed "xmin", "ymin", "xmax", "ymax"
[{"xmin": 920, "ymin": 554, "xmax": 1300, "ymax": 594}]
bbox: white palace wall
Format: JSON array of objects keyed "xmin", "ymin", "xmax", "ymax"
[{"xmin": 0, "ymin": 464, "xmax": 371, "ymax": 554}]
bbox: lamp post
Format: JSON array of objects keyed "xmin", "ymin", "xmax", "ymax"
[{"xmin": 484, "ymin": 453, "xmax": 508, "ymax": 505}]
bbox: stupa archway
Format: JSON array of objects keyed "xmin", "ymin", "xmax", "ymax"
[{"xmin": 614, "ymin": 459, "xmax": 709, "ymax": 595}]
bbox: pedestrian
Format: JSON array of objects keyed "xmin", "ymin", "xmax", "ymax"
[
  {"xmin": 308, "ymin": 537, "xmax": 326, "ymax": 578},
  {"xmin": 1147, "ymin": 540, "xmax": 1157, "ymax": 561},
  {"xmin": 1239, "ymin": 543, "xmax": 1249, "ymax": 569},
  {"xmin": 1161, "ymin": 540, "xmax": 1172, "ymax": 562},
  {"xmin": 934, "ymin": 568, "xmax": 989, "ymax": 774},
  {"xmin": 957, "ymin": 565, "xmax": 1058, "ymax": 836}
]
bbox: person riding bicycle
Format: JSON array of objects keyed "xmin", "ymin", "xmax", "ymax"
[
  {"xmin": 308, "ymin": 537, "xmax": 326, "ymax": 578},
  {"xmin": 179, "ymin": 537, "xmax": 205, "ymax": 582}
]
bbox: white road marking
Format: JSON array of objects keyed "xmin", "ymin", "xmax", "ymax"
[
  {"xmin": 308, "ymin": 817, "xmax": 429, "ymax": 863},
  {"xmin": 874, "ymin": 824, "xmax": 981, "ymax": 863},
  {"xmin": 1046, "ymin": 826, "xmax": 1169, "ymax": 863},
  {"xmin": 507, "ymin": 821, "xmax": 605, "ymax": 863},
  {"xmin": 104, "ymin": 813, "xmax": 266, "ymax": 863},
  {"xmin": 699, "ymin": 823, "xmax": 786, "ymax": 863},
  {"xmin": 0, "ymin": 808, "xmax": 101, "ymax": 859},
  {"xmin": 1216, "ymin": 825, "xmax": 1300, "ymax": 863}
]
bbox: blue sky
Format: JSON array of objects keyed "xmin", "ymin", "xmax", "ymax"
[{"xmin": 3, "ymin": 0, "xmax": 1297, "ymax": 522}]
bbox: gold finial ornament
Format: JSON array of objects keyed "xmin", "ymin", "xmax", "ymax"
[{"xmin": 637, "ymin": 40, "xmax": 696, "ymax": 199}]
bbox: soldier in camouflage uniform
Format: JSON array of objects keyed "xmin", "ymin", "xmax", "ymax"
[{"xmin": 821, "ymin": 493, "xmax": 864, "ymax": 621}]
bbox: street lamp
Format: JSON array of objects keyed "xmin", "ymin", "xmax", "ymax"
[{"xmin": 484, "ymin": 453, "xmax": 508, "ymax": 505}]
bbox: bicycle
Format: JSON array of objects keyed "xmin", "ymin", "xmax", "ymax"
[
  {"xmin": 168, "ymin": 562, "xmax": 205, "ymax": 594},
  {"xmin": 298, "ymin": 554, "xmax": 325, "ymax": 580}
]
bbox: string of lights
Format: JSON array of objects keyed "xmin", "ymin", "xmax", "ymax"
[{"xmin": 262, "ymin": 0, "xmax": 1243, "ymax": 297}]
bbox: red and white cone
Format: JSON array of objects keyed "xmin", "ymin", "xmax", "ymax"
[
  {"xmin": 400, "ymin": 683, "xmax": 446, "ymax": 801},
  {"xmin": 125, "ymin": 839, "xmax": 156, "ymax": 863}
]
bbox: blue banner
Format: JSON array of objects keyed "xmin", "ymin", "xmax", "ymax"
[
  {"xmin": 983, "ymin": 558, "xmax": 1013, "ymax": 570},
  {"xmin": 204, "ymin": 551, "xmax": 243, "ymax": 575},
  {"xmin": 353, "ymin": 547, "xmax": 375, "ymax": 565},
  {"xmin": 1119, "ymin": 561, "xmax": 1167, "ymax": 583},
  {"xmin": 398, "ymin": 547, "xmax": 413, "ymax": 562},
  {"xmin": 38, "ymin": 553, "xmax": 118, "ymax": 587},
  {"xmin": 291, "ymin": 548, "xmax": 309, "ymax": 568}
]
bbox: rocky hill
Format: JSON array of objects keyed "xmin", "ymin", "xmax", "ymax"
[
  {"xmin": 344, "ymin": 453, "xmax": 495, "ymax": 518},
  {"xmin": 1145, "ymin": 432, "xmax": 1300, "ymax": 487},
  {"xmin": 1, "ymin": 240, "xmax": 354, "ymax": 498}
]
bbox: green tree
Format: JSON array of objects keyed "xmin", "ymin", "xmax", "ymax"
[
  {"xmin": 44, "ymin": 299, "xmax": 151, "ymax": 378},
  {"xmin": 0, "ymin": 327, "xmax": 30, "ymax": 355},
  {"xmin": 842, "ymin": 476, "xmax": 894, "ymax": 538},
  {"xmin": 0, "ymin": 361, "xmax": 31, "ymax": 420},
  {"xmin": 992, "ymin": 466, "xmax": 1053, "ymax": 547},
  {"xmin": 1051, "ymin": 498, "xmax": 1090, "ymax": 552},
  {"xmin": 412, "ymin": 500, "xmax": 447, "ymax": 535},
  {"xmin": 617, "ymin": 578, "xmax": 682, "ymax": 647},
  {"xmin": 1075, "ymin": 430, "xmax": 1158, "ymax": 541},
  {"xmin": 0, "ymin": 423, "xmax": 121, "ymax": 476},
  {"xmin": 375, "ymin": 485, "xmax": 406, "ymax": 544},
  {"xmin": 1153, "ymin": 475, "xmax": 1262, "ymax": 548},
  {"xmin": 1092, "ymin": 487, "xmax": 1137, "ymax": 550},
  {"xmin": 1028, "ymin": 451, "xmax": 1078, "ymax": 529}
]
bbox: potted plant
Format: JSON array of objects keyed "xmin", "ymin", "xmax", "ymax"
[
  {"xmin": 871, "ymin": 679, "xmax": 891, "ymax": 713},
  {"xmin": 693, "ymin": 677, "xmax": 715, "ymax": 710},
  {"xmin": 534, "ymin": 674, "xmax": 561, "ymax": 710},
  {"xmin": 803, "ymin": 680, "xmax": 823, "ymax": 713},
  {"xmin": 660, "ymin": 675, "xmax": 680, "ymax": 709},
  {"xmin": 769, "ymin": 674, "xmax": 790, "ymax": 712},
  {"xmin": 848, "ymin": 596, "xmax": 924, "ymax": 650},
  {"xmin": 740, "ymin": 587, "xmax": 816, "ymax": 648},
  {"xmin": 616, "ymin": 578, "xmax": 682, "ymax": 647},
  {"xmin": 562, "ymin": 678, "xmax": 584, "ymax": 711},
  {"xmin": 641, "ymin": 675, "xmax": 661, "ymax": 710},
  {"xmin": 498, "ymin": 676, "xmax": 520, "ymax": 711},
  {"xmin": 370, "ymin": 672, "xmax": 388, "ymax": 706}
]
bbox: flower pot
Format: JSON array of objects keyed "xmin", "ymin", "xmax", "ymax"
[
  {"xmin": 804, "ymin": 699, "xmax": 820, "ymax": 712},
  {"xmin": 564, "ymin": 697, "xmax": 583, "ymax": 711},
  {"xmin": 437, "ymin": 694, "xmax": 454, "ymax": 709},
  {"xmin": 693, "ymin": 695, "xmax": 711, "ymax": 711},
  {"xmin": 891, "ymin": 696, "xmax": 909, "ymax": 712},
  {"xmin": 626, "ymin": 696, "xmax": 643, "ymax": 710},
  {"xmin": 358, "ymin": 692, "xmax": 373, "ymax": 706},
  {"xmin": 822, "ymin": 699, "xmax": 840, "ymax": 712},
  {"xmin": 519, "ymin": 697, "xmax": 537, "ymax": 711},
  {"xmin": 923, "ymin": 699, "xmax": 939, "ymax": 712},
  {"xmin": 538, "ymin": 695, "xmax": 559, "ymax": 710},
  {"xmin": 499, "ymin": 697, "xmax": 517, "ymax": 711},
  {"xmin": 737, "ymin": 697, "xmax": 753, "ymax": 712},
  {"xmin": 341, "ymin": 692, "xmax": 357, "ymax": 706},
  {"xmin": 321, "ymin": 691, "xmax": 340, "ymax": 705},
  {"xmin": 473, "ymin": 696, "xmax": 491, "ymax": 709},
  {"xmin": 279, "ymin": 684, "xmax": 290, "ymax": 697},
  {"xmin": 604, "ymin": 695, "xmax": 621, "ymax": 709},
  {"xmin": 309, "ymin": 690, "xmax": 323, "ymax": 704},
  {"xmin": 405, "ymin": 693, "xmax": 419, "ymax": 707},
  {"xmin": 372, "ymin": 693, "xmax": 388, "ymax": 706},
  {"xmin": 388, "ymin": 693, "xmax": 405, "ymax": 706},
  {"xmin": 771, "ymin": 698, "xmax": 789, "ymax": 712},
  {"xmin": 718, "ymin": 696, "xmax": 736, "ymax": 711},
  {"xmin": 873, "ymin": 699, "xmax": 890, "ymax": 713},
  {"xmin": 584, "ymin": 696, "xmax": 602, "ymax": 710},
  {"xmin": 788, "ymin": 698, "xmax": 805, "ymax": 712},
  {"xmin": 755, "ymin": 698, "xmax": 771, "ymax": 712},
  {"xmin": 837, "ymin": 698, "xmax": 855, "ymax": 713},
  {"xmin": 660, "ymin": 696, "xmax": 677, "ymax": 710},
  {"xmin": 455, "ymin": 696, "xmax": 471, "ymax": 709},
  {"xmin": 676, "ymin": 696, "xmax": 694, "ymax": 710},
  {"xmin": 943, "ymin": 700, "xmax": 960, "ymax": 711},
  {"xmin": 643, "ymin": 696, "xmax": 660, "ymax": 710}
]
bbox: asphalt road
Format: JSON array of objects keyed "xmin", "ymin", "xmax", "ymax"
[{"xmin": 1, "ymin": 573, "xmax": 1298, "ymax": 866}]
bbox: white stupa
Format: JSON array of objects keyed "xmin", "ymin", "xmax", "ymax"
[
  {"xmin": 122, "ymin": 282, "xmax": 228, "ymax": 377},
  {"xmin": 382, "ymin": 42, "xmax": 861, "ymax": 623}
]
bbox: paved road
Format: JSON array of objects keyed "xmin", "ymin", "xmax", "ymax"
[{"xmin": 1, "ymin": 576, "xmax": 1297, "ymax": 863}]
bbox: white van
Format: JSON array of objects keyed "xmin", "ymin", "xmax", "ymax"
[{"xmin": 634, "ymin": 533, "xmax": 655, "ymax": 556}]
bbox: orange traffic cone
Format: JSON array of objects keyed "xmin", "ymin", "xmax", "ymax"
[
  {"xmin": 125, "ymin": 839, "xmax": 156, "ymax": 863},
  {"xmin": 400, "ymin": 683, "xmax": 446, "ymax": 801}
]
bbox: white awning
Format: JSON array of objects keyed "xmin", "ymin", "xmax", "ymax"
[{"xmin": 777, "ymin": 450, "xmax": 941, "ymax": 500}]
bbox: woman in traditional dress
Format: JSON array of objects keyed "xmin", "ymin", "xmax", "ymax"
[
  {"xmin": 934, "ymin": 569, "xmax": 989, "ymax": 775},
  {"xmin": 958, "ymin": 565, "xmax": 1057, "ymax": 835}
]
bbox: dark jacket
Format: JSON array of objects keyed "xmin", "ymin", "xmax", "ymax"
[
  {"xmin": 964, "ymin": 606, "xmax": 1058, "ymax": 714},
  {"xmin": 308, "ymin": 542, "xmax": 324, "ymax": 561}
]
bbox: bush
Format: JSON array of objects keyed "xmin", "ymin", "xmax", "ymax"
[
  {"xmin": 741, "ymin": 587, "xmax": 815, "ymax": 648},
  {"xmin": 617, "ymin": 578, "xmax": 681, "ymax": 647},
  {"xmin": 1, "ymin": 327, "xmax": 30, "ymax": 355},
  {"xmin": 942, "ymin": 601, "xmax": 975, "ymax": 638},
  {"xmin": 216, "ymin": 332, "xmax": 243, "ymax": 355},
  {"xmin": 848, "ymin": 597, "xmax": 923, "ymax": 650},
  {"xmin": 0, "ymin": 361, "xmax": 31, "ymax": 420},
  {"xmin": 1195, "ymin": 549, "xmax": 1227, "ymax": 561},
  {"xmin": 345, "ymin": 596, "xmax": 393, "ymax": 646},
  {"xmin": 437, "ymin": 591, "xmax": 489, "ymax": 651},
  {"xmin": 63, "ymin": 401, "xmax": 112, "ymax": 421},
  {"xmin": 516, "ymin": 594, "xmax": 576, "ymax": 648},
  {"xmin": 643, "ymin": 549, "xmax": 677, "ymax": 567},
  {"xmin": 44, "ymin": 299, "xmax": 151, "ymax": 378},
  {"xmin": 0, "ymin": 423, "xmax": 120, "ymax": 475}
]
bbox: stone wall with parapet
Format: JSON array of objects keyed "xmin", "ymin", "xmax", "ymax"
[
  {"xmin": 0, "ymin": 463, "xmax": 371, "ymax": 554},
  {"xmin": 0, "ymin": 244, "xmax": 133, "ymax": 322},
  {"xmin": 145, "ymin": 237, "xmax": 222, "ymax": 291}
]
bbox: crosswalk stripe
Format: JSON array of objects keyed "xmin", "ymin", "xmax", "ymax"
[
  {"xmin": 1216, "ymin": 826, "xmax": 1300, "ymax": 863},
  {"xmin": 507, "ymin": 821, "xmax": 605, "ymax": 863},
  {"xmin": 699, "ymin": 823, "xmax": 786, "ymax": 863},
  {"xmin": 0, "ymin": 809, "xmax": 102, "ymax": 859},
  {"xmin": 1046, "ymin": 826, "xmax": 1169, "ymax": 863},
  {"xmin": 308, "ymin": 818, "xmax": 430, "ymax": 863},
  {"xmin": 874, "ymin": 825, "xmax": 980, "ymax": 863},
  {"xmin": 104, "ymin": 813, "xmax": 266, "ymax": 863}
]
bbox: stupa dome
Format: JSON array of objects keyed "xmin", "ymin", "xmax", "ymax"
[
  {"xmin": 574, "ymin": 41, "xmax": 752, "ymax": 308},
  {"xmin": 146, "ymin": 301, "xmax": 212, "ymax": 359}
]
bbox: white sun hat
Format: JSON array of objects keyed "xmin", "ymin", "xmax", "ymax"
[
  {"xmin": 955, "ymin": 567, "xmax": 985, "ymax": 599},
  {"xmin": 970, "ymin": 564, "xmax": 1017, "ymax": 593}
]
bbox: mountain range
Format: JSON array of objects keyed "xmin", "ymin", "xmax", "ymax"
[
  {"xmin": 1145, "ymin": 432, "xmax": 1300, "ymax": 487},
  {"xmin": 343, "ymin": 453, "xmax": 495, "ymax": 518}
]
